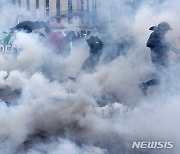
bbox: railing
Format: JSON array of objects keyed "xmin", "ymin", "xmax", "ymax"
[
  {"xmin": 44, "ymin": 9, "xmax": 96, "ymax": 18},
  {"xmin": 16, "ymin": 10, "xmax": 98, "ymax": 30}
]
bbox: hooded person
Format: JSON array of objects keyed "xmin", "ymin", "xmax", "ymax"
[
  {"xmin": 80, "ymin": 34, "xmax": 103, "ymax": 72},
  {"xmin": 46, "ymin": 30, "xmax": 66, "ymax": 55},
  {"xmin": 140, "ymin": 22, "xmax": 180, "ymax": 95},
  {"xmin": 147, "ymin": 22, "xmax": 172, "ymax": 68}
]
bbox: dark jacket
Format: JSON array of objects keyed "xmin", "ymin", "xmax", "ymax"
[
  {"xmin": 147, "ymin": 29, "xmax": 170, "ymax": 67},
  {"xmin": 86, "ymin": 36, "xmax": 103, "ymax": 56}
]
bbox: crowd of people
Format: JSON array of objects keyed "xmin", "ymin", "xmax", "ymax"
[{"xmin": 1, "ymin": 20, "xmax": 180, "ymax": 96}]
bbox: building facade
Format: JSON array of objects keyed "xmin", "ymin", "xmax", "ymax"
[{"xmin": 12, "ymin": 0, "xmax": 98, "ymax": 29}]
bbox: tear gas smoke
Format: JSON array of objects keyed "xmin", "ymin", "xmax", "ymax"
[{"xmin": 0, "ymin": 0, "xmax": 180, "ymax": 154}]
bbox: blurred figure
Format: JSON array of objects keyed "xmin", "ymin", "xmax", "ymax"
[
  {"xmin": 81, "ymin": 34, "xmax": 103, "ymax": 72},
  {"xmin": 0, "ymin": 31, "xmax": 13, "ymax": 46},
  {"xmin": 171, "ymin": 37, "xmax": 180, "ymax": 63},
  {"xmin": 140, "ymin": 22, "xmax": 180, "ymax": 95},
  {"xmin": 64, "ymin": 31, "xmax": 75, "ymax": 57},
  {"xmin": 81, "ymin": 30, "xmax": 91, "ymax": 38},
  {"xmin": 46, "ymin": 30, "xmax": 66, "ymax": 55},
  {"xmin": 103, "ymin": 36, "xmax": 134, "ymax": 64},
  {"xmin": 71, "ymin": 29, "xmax": 82, "ymax": 47}
]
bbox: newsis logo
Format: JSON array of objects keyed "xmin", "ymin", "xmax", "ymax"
[{"xmin": 132, "ymin": 141, "xmax": 174, "ymax": 149}]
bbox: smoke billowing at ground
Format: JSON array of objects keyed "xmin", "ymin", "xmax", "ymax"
[{"xmin": 0, "ymin": 0, "xmax": 180, "ymax": 154}]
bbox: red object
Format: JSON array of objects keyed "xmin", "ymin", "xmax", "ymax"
[
  {"xmin": 50, "ymin": 23, "xmax": 66, "ymax": 30},
  {"xmin": 46, "ymin": 31, "xmax": 66, "ymax": 54}
]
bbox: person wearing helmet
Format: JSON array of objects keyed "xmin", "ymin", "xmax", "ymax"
[
  {"xmin": 147, "ymin": 22, "xmax": 172, "ymax": 67},
  {"xmin": 140, "ymin": 22, "xmax": 180, "ymax": 95}
]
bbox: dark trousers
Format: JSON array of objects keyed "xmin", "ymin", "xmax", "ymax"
[
  {"xmin": 145, "ymin": 78, "xmax": 160, "ymax": 87},
  {"xmin": 144, "ymin": 63, "xmax": 168, "ymax": 88},
  {"xmin": 81, "ymin": 54, "xmax": 100, "ymax": 72}
]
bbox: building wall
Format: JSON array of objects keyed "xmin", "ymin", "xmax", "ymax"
[{"xmin": 12, "ymin": 0, "xmax": 97, "ymax": 28}]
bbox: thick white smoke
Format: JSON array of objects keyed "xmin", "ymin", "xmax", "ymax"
[{"xmin": 0, "ymin": 0, "xmax": 180, "ymax": 154}]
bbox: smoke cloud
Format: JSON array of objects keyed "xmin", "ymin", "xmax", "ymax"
[{"xmin": 0, "ymin": 0, "xmax": 180, "ymax": 154}]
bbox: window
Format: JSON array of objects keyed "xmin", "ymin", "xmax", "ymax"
[
  {"xmin": 36, "ymin": 0, "xmax": 39, "ymax": 9},
  {"xmin": 87, "ymin": 0, "xmax": 89, "ymax": 24},
  {"xmin": 80, "ymin": 0, "xmax": 84, "ymax": 24},
  {"xmin": 46, "ymin": 0, "xmax": 50, "ymax": 16},
  {"xmin": 68, "ymin": 0, "xmax": 73, "ymax": 24},
  {"xmin": 92, "ymin": 0, "xmax": 96, "ymax": 23},
  {"xmin": 27, "ymin": 0, "xmax": 30, "ymax": 10},
  {"xmin": 92, "ymin": 0, "xmax": 96, "ymax": 13},
  {"xmin": 94, "ymin": 0, "xmax": 96, "ymax": 12},
  {"xmin": 12, "ymin": 0, "xmax": 16, "ymax": 5},
  {"xmin": 81, "ymin": 0, "xmax": 83, "ymax": 11},
  {"xmin": 68, "ymin": 0, "xmax": 72, "ymax": 13},
  {"xmin": 68, "ymin": 17, "xmax": 73, "ymax": 24},
  {"xmin": 87, "ymin": 0, "xmax": 89, "ymax": 11},
  {"xmin": 18, "ymin": 0, "xmax": 21, "ymax": 7},
  {"xmin": 46, "ymin": 0, "xmax": 49, "ymax": 8},
  {"xmin": 56, "ymin": 0, "xmax": 60, "ymax": 23}
]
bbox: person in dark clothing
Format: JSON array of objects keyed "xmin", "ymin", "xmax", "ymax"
[
  {"xmin": 68, "ymin": 35, "xmax": 103, "ymax": 81},
  {"xmin": 64, "ymin": 31, "xmax": 75, "ymax": 57},
  {"xmin": 71, "ymin": 30, "xmax": 82, "ymax": 47},
  {"xmin": 140, "ymin": 22, "xmax": 180, "ymax": 95},
  {"xmin": 81, "ymin": 35, "xmax": 103, "ymax": 72},
  {"xmin": 103, "ymin": 36, "xmax": 134, "ymax": 64}
]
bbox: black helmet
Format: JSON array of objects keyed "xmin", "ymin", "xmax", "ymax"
[{"xmin": 158, "ymin": 22, "xmax": 172, "ymax": 31}]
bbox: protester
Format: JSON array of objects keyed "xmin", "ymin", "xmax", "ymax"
[
  {"xmin": 81, "ymin": 34, "xmax": 103, "ymax": 72},
  {"xmin": 103, "ymin": 36, "xmax": 134, "ymax": 64},
  {"xmin": 46, "ymin": 31, "xmax": 66, "ymax": 55},
  {"xmin": 71, "ymin": 29, "xmax": 82, "ymax": 47},
  {"xmin": 140, "ymin": 22, "xmax": 180, "ymax": 95},
  {"xmin": 64, "ymin": 31, "xmax": 74, "ymax": 57}
]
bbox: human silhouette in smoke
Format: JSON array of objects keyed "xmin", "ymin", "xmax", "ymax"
[
  {"xmin": 103, "ymin": 36, "xmax": 135, "ymax": 64},
  {"xmin": 140, "ymin": 22, "xmax": 180, "ymax": 96},
  {"xmin": 81, "ymin": 34, "xmax": 103, "ymax": 72},
  {"xmin": 68, "ymin": 33, "xmax": 103, "ymax": 81}
]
